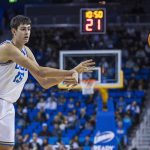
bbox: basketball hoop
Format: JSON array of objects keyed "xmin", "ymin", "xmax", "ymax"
[{"xmin": 81, "ymin": 79, "xmax": 97, "ymax": 95}]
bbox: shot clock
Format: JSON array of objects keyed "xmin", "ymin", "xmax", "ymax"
[{"xmin": 80, "ymin": 8, "xmax": 106, "ymax": 34}]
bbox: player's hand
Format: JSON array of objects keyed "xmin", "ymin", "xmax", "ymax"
[
  {"xmin": 73, "ymin": 59, "xmax": 95, "ymax": 74},
  {"xmin": 63, "ymin": 70, "xmax": 78, "ymax": 90}
]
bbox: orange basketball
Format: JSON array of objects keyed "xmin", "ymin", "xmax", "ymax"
[{"xmin": 148, "ymin": 33, "xmax": 150, "ymax": 47}]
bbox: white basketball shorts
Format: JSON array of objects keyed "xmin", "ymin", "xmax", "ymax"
[{"xmin": 0, "ymin": 98, "xmax": 15, "ymax": 146}]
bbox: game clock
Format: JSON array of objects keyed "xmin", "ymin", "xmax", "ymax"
[{"xmin": 80, "ymin": 8, "xmax": 106, "ymax": 34}]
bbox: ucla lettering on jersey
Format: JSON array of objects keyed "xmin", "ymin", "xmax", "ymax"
[
  {"xmin": 13, "ymin": 48, "xmax": 28, "ymax": 83},
  {"xmin": 0, "ymin": 40, "xmax": 28, "ymax": 103}
]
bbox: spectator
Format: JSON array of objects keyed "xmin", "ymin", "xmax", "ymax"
[
  {"xmin": 116, "ymin": 122, "xmax": 126, "ymax": 144},
  {"xmin": 29, "ymin": 133, "xmax": 42, "ymax": 150},
  {"xmin": 67, "ymin": 111, "xmax": 77, "ymax": 129},
  {"xmin": 70, "ymin": 136, "xmax": 80, "ymax": 150},
  {"xmin": 44, "ymin": 145, "xmax": 53, "ymax": 150},
  {"xmin": 45, "ymin": 96, "xmax": 57, "ymax": 110},
  {"xmin": 123, "ymin": 114, "xmax": 132, "ymax": 130},
  {"xmin": 28, "ymin": 98, "xmax": 36, "ymax": 109},
  {"xmin": 126, "ymin": 101, "xmax": 140, "ymax": 125},
  {"xmin": 36, "ymin": 98, "xmax": 46, "ymax": 110},
  {"xmin": 15, "ymin": 128, "xmax": 24, "ymax": 150},
  {"xmin": 24, "ymin": 79, "xmax": 35, "ymax": 91},
  {"xmin": 59, "ymin": 119, "xmax": 67, "ymax": 131},
  {"xmin": 125, "ymin": 59, "xmax": 135, "ymax": 69},
  {"xmin": 80, "ymin": 136, "xmax": 93, "ymax": 147},
  {"xmin": 67, "ymin": 97, "xmax": 75, "ymax": 111},
  {"xmin": 116, "ymin": 97, "xmax": 126, "ymax": 111},
  {"xmin": 36, "ymin": 107, "xmax": 49, "ymax": 122},
  {"xmin": 135, "ymin": 49, "xmax": 146, "ymax": 58},
  {"xmin": 42, "ymin": 138, "xmax": 49, "ymax": 149},
  {"xmin": 39, "ymin": 123, "xmax": 52, "ymax": 137},
  {"xmin": 51, "ymin": 124, "xmax": 62, "ymax": 137}
]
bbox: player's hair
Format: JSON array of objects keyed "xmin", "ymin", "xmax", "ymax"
[{"xmin": 10, "ymin": 15, "xmax": 31, "ymax": 29}]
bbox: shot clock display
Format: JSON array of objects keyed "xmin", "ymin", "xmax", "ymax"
[{"xmin": 80, "ymin": 8, "xmax": 106, "ymax": 34}]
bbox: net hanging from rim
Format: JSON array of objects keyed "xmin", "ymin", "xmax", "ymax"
[{"xmin": 81, "ymin": 79, "xmax": 97, "ymax": 95}]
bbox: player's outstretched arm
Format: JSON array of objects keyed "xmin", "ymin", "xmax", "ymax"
[
  {"xmin": 25, "ymin": 46, "xmax": 78, "ymax": 89},
  {"xmin": 30, "ymin": 74, "xmax": 78, "ymax": 89},
  {"xmin": 0, "ymin": 44, "xmax": 78, "ymax": 89},
  {"xmin": 3, "ymin": 44, "xmax": 75, "ymax": 78}
]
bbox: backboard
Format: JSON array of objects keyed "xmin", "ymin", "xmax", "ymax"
[{"xmin": 58, "ymin": 50, "xmax": 123, "ymax": 89}]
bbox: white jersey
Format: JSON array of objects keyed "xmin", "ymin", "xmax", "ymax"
[{"xmin": 0, "ymin": 40, "xmax": 28, "ymax": 103}]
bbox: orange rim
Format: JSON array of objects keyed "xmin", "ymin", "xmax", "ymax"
[{"xmin": 81, "ymin": 79, "xmax": 97, "ymax": 83}]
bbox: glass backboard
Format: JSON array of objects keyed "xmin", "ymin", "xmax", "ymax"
[{"xmin": 59, "ymin": 50, "xmax": 123, "ymax": 89}]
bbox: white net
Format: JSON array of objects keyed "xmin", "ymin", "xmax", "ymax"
[{"xmin": 81, "ymin": 80, "xmax": 96, "ymax": 95}]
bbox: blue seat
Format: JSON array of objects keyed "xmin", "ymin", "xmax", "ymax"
[
  {"xmin": 134, "ymin": 90, "xmax": 144, "ymax": 98},
  {"xmin": 48, "ymin": 137, "xmax": 58, "ymax": 144},
  {"xmin": 80, "ymin": 129, "xmax": 92, "ymax": 136},
  {"xmin": 139, "ymin": 68, "xmax": 150, "ymax": 74},
  {"xmin": 61, "ymin": 137, "xmax": 70, "ymax": 145},
  {"xmin": 83, "ymin": 146, "xmax": 91, "ymax": 150},
  {"xmin": 65, "ymin": 129, "xmax": 76, "ymax": 138},
  {"xmin": 123, "ymin": 68, "xmax": 133, "ymax": 74},
  {"xmin": 79, "ymin": 137, "xmax": 85, "ymax": 143}
]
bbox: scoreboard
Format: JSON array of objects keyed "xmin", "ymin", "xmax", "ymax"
[{"xmin": 80, "ymin": 8, "xmax": 106, "ymax": 34}]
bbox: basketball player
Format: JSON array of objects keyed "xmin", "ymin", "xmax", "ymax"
[{"xmin": 0, "ymin": 15, "xmax": 95, "ymax": 150}]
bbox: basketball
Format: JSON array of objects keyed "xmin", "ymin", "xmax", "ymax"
[{"xmin": 148, "ymin": 33, "xmax": 150, "ymax": 47}]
